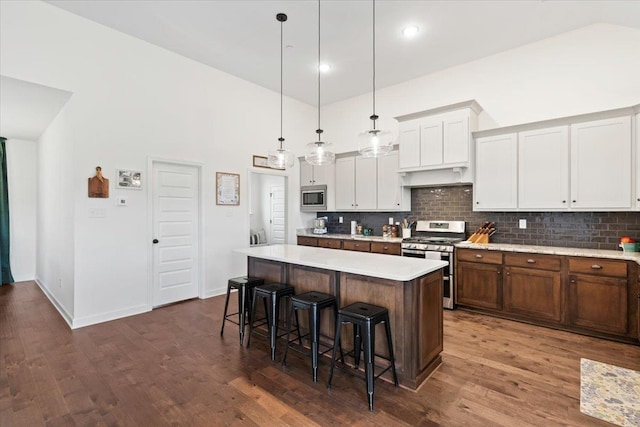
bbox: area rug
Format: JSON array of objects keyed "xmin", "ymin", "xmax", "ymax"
[{"xmin": 580, "ymin": 358, "xmax": 640, "ymax": 427}]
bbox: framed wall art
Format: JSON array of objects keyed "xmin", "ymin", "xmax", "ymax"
[
  {"xmin": 216, "ymin": 172, "xmax": 240, "ymax": 205},
  {"xmin": 116, "ymin": 169, "xmax": 142, "ymax": 190}
]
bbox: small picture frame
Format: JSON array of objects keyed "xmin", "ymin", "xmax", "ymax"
[
  {"xmin": 253, "ymin": 155, "xmax": 270, "ymax": 169},
  {"xmin": 216, "ymin": 172, "xmax": 240, "ymax": 205},
  {"xmin": 116, "ymin": 169, "xmax": 142, "ymax": 190}
]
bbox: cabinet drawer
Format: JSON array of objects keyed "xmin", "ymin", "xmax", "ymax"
[
  {"xmin": 569, "ymin": 257, "xmax": 627, "ymax": 278},
  {"xmin": 456, "ymin": 249, "xmax": 502, "ymax": 265},
  {"xmin": 297, "ymin": 236, "xmax": 318, "ymax": 247},
  {"xmin": 504, "ymin": 253, "xmax": 561, "ymax": 271},
  {"xmin": 370, "ymin": 242, "xmax": 401, "ymax": 256},
  {"xmin": 317, "ymin": 238, "xmax": 342, "ymax": 249},
  {"xmin": 343, "ymin": 240, "xmax": 371, "ymax": 252}
]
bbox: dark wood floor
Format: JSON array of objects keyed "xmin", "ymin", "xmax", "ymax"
[{"xmin": 1, "ymin": 282, "xmax": 639, "ymax": 426}]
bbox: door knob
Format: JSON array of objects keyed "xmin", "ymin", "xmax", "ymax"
[{"xmin": 153, "ymin": 239, "xmax": 159, "ymax": 244}]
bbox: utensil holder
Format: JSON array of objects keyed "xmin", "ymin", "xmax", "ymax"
[{"xmin": 402, "ymin": 228, "xmax": 411, "ymax": 239}]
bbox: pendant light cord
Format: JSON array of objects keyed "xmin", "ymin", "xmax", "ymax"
[
  {"xmin": 371, "ymin": 0, "xmax": 377, "ymax": 131},
  {"xmin": 279, "ymin": 15, "xmax": 284, "ymax": 149},
  {"xmin": 316, "ymin": 0, "xmax": 322, "ymax": 142}
]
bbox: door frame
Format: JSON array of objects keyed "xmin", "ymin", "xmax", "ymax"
[
  {"xmin": 247, "ymin": 168, "xmax": 289, "ymax": 245},
  {"xmin": 147, "ymin": 157, "xmax": 205, "ymax": 310}
]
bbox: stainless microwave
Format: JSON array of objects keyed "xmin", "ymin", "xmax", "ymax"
[{"xmin": 300, "ymin": 185, "xmax": 327, "ymax": 211}]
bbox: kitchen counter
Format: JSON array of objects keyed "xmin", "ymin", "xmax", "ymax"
[
  {"xmin": 296, "ymin": 229, "xmax": 403, "ymax": 244},
  {"xmin": 235, "ymin": 244, "xmax": 446, "ymax": 281},
  {"xmin": 455, "ymin": 242, "xmax": 640, "ymax": 265}
]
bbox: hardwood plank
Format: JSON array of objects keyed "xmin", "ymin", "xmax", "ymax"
[{"xmin": 1, "ymin": 281, "xmax": 639, "ymax": 426}]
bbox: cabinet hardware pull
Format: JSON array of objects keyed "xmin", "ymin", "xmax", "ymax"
[
  {"xmin": 527, "ymin": 259, "xmax": 536, "ymax": 264},
  {"xmin": 591, "ymin": 265, "xmax": 602, "ymax": 270},
  {"xmin": 383, "ymin": 246, "xmax": 388, "ymax": 250},
  {"xmin": 476, "ymin": 201, "xmax": 479, "ymax": 204},
  {"xmin": 506, "ymin": 272, "xmax": 510, "ymax": 275},
  {"xmin": 562, "ymin": 200, "xmax": 566, "ymax": 203},
  {"xmin": 475, "ymin": 254, "xmax": 483, "ymax": 258},
  {"xmin": 497, "ymin": 270, "xmax": 501, "ymax": 274},
  {"xmin": 572, "ymin": 200, "xmax": 576, "ymax": 203}
]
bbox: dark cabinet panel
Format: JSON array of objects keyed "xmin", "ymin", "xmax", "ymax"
[
  {"xmin": 317, "ymin": 238, "xmax": 342, "ymax": 249},
  {"xmin": 370, "ymin": 242, "xmax": 401, "ymax": 256},
  {"xmin": 456, "ymin": 261, "xmax": 502, "ymax": 310},
  {"xmin": 504, "ymin": 266, "xmax": 562, "ymax": 322},
  {"xmin": 568, "ymin": 273, "xmax": 628, "ymax": 335},
  {"xmin": 297, "ymin": 236, "xmax": 318, "ymax": 247},
  {"xmin": 342, "ymin": 240, "xmax": 371, "ymax": 252}
]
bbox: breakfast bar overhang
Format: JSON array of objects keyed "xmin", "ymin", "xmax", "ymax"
[{"xmin": 235, "ymin": 244, "xmax": 448, "ymax": 390}]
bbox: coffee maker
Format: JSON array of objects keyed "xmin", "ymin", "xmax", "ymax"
[{"xmin": 313, "ymin": 216, "xmax": 328, "ymax": 234}]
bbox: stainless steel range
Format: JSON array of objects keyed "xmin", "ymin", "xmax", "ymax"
[{"xmin": 401, "ymin": 220, "xmax": 466, "ymax": 310}]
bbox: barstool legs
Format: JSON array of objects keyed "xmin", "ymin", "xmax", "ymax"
[
  {"xmin": 364, "ymin": 321, "xmax": 375, "ymax": 411},
  {"xmin": 220, "ymin": 284, "xmax": 232, "ymax": 337}
]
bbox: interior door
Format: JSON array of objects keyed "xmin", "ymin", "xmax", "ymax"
[
  {"xmin": 270, "ymin": 185, "xmax": 286, "ymax": 244},
  {"xmin": 152, "ymin": 161, "xmax": 200, "ymax": 307}
]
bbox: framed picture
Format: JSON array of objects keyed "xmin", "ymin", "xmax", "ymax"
[
  {"xmin": 253, "ymin": 155, "xmax": 270, "ymax": 168},
  {"xmin": 116, "ymin": 169, "xmax": 142, "ymax": 190},
  {"xmin": 216, "ymin": 172, "xmax": 240, "ymax": 205}
]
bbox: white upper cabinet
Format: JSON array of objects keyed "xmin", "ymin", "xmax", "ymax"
[
  {"xmin": 474, "ymin": 133, "xmax": 518, "ymax": 210},
  {"xmin": 396, "ymin": 101, "xmax": 481, "ymax": 172},
  {"xmin": 355, "ymin": 156, "xmax": 377, "ymax": 210},
  {"xmin": 300, "ymin": 161, "xmax": 329, "ymax": 186},
  {"xmin": 377, "ymin": 151, "xmax": 409, "ymax": 210},
  {"xmin": 335, "ymin": 156, "xmax": 377, "ymax": 211},
  {"xmin": 570, "ymin": 116, "xmax": 632, "ymax": 210},
  {"xmin": 518, "ymin": 126, "xmax": 569, "ymax": 210},
  {"xmin": 335, "ymin": 157, "xmax": 356, "ymax": 210}
]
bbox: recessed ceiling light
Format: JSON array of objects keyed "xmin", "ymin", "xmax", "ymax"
[
  {"xmin": 402, "ymin": 25, "xmax": 419, "ymax": 39},
  {"xmin": 318, "ymin": 63, "xmax": 331, "ymax": 73}
]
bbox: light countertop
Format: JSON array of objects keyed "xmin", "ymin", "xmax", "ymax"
[
  {"xmin": 455, "ymin": 242, "xmax": 640, "ymax": 265},
  {"xmin": 235, "ymin": 244, "xmax": 447, "ymax": 281},
  {"xmin": 296, "ymin": 230, "xmax": 403, "ymax": 243}
]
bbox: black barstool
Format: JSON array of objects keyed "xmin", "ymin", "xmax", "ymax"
[
  {"xmin": 327, "ymin": 302, "xmax": 399, "ymax": 411},
  {"xmin": 220, "ymin": 276, "xmax": 264, "ymax": 345},
  {"xmin": 247, "ymin": 283, "xmax": 301, "ymax": 361},
  {"xmin": 282, "ymin": 291, "xmax": 344, "ymax": 382}
]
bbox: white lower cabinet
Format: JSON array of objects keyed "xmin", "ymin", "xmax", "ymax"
[
  {"xmin": 518, "ymin": 126, "xmax": 569, "ymax": 210},
  {"xmin": 474, "ymin": 133, "xmax": 518, "ymax": 210},
  {"xmin": 570, "ymin": 116, "xmax": 632, "ymax": 210}
]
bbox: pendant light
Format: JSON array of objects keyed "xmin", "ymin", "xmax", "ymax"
[
  {"xmin": 305, "ymin": 0, "xmax": 335, "ymax": 166},
  {"xmin": 358, "ymin": 0, "xmax": 393, "ymax": 157},
  {"xmin": 268, "ymin": 13, "xmax": 295, "ymax": 170}
]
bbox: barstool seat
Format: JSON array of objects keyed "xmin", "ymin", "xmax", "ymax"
[
  {"xmin": 247, "ymin": 283, "xmax": 300, "ymax": 361},
  {"xmin": 327, "ymin": 302, "xmax": 399, "ymax": 411},
  {"xmin": 282, "ymin": 291, "xmax": 343, "ymax": 382},
  {"xmin": 220, "ymin": 276, "xmax": 264, "ymax": 345}
]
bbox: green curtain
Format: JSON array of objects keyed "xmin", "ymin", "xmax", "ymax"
[{"xmin": 0, "ymin": 137, "xmax": 14, "ymax": 284}]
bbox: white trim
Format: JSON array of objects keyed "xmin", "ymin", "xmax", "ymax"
[
  {"xmin": 246, "ymin": 167, "xmax": 290, "ymax": 245},
  {"xmin": 34, "ymin": 276, "xmax": 73, "ymax": 328},
  {"xmin": 72, "ymin": 303, "xmax": 150, "ymax": 329},
  {"xmin": 147, "ymin": 157, "xmax": 206, "ymax": 311},
  {"xmin": 203, "ymin": 286, "xmax": 228, "ymax": 299}
]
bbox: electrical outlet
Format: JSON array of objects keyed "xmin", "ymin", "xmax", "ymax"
[
  {"xmin": 339, "ymin": 216, "xmax": 343, "ymax": 223},
  {"xmin": 519, "ymin": 219, "xmax": 527, "ymax": 229}
]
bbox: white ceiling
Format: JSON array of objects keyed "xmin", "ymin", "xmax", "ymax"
[
  {"xmin": 0, "ymin": 76, "xmax": 72, "ymax": 141},
  {"xmin": 36, "ymin": 1, "xmax": 640, "ymax": 107}
]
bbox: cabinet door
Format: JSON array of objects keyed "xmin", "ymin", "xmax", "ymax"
[
  {"xmin": 504, "ymin": 267, "xmax": 562, "ymax": 322},
  {"xmin": 300, "ymin": 161, "xmax": 314, "ymax": 186},
  {"xmin": 568, "ymin": 274, "xmax": 628, "ymax": 335},
  {"xmin": 399, "ymin": 121, "xmax": 420, "ymax": 168},
  {"xmin": 456, "ymin": 261, "xmax": 503, "ymax": 309},
  {"xmin": 420, "ymin": 118, "xmax": 443, "ymax": 166},
  {"xmin": 355, "ymin": 156, "xmax": 377, "ymax": 210},
  {"xmin": 474, "ymin": 133, "xmax": 518, "ymax": 210},
  {"xmin": 518, "ymin": 126, "xmax": 569, "ymax": 209},
  {"xmin": 312, "ymin": 164, "xmax": 328, "ymax": 186},
  {"xmin": 377, "ymin": 151, "xmax": 402, "ymax": 210},
  {"xmin": 335, "ymin": 157, "xmax": 356, "ymax": 210},
  {"xmin": 570, "ymin": 116, "xmax": 632, "ymax": 209},
  {"xmin": 443, "ymin": 112, "xmax": 470, "ymax": 165},
  {"xmin": 297, "ymin": 236, "xmax": 318, "ymax": 247}
]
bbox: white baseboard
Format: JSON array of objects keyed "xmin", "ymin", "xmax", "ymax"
[
  {"xmin": 203, "ymin": 286, "xmax": 227, "ymax": 299},
  {"xmin": 34, "ymin": 277, "xmax": 73, "ymax": 329},
  {"xmin": 72, "ymin": 304, "xmax": 150, "ymax": 329}
]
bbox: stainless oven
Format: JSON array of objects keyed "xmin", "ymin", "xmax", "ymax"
[
  {"xmin": 401, "ymin": 220, "xmax": 465, "ymax": 310},
  {"xmin": 300, "ymin": 185, "xmax": 327, "ymax": 211}
]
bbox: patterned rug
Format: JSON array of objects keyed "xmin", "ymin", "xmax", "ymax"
[{"xmin": 580, "ymin": 358, "xmax": 640, "ymax": 427}]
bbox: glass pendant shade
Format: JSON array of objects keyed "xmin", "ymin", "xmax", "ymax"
[
  {"xmin": 267, "ymin": 147, "xmax": 295, "ymax": 169},
  {"xmin": 358, "ymin": 128, "xmax": 393, "ymax": 157},
  {"xmin": 305, "ymin": 141, "xmax": 335, "ymax": 166}
]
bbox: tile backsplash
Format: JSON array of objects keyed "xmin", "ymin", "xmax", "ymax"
[{"xmin": 319, "ymin": 185, "xmax": 639, "ymax": 250}]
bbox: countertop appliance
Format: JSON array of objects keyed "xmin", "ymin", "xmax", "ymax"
[
  {"xmin": 401, "ymin": 220, "xmax": 466, "ymax": 310},
  {"xmin": 313, "ymin": 216, "xmax": 328, "ymax": 234},
  {"xmin": 301, "ymin": 185, "xmax": 327, "ymax": 212}
]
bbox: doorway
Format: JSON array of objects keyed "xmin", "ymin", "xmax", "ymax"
[
  {"xmin": 150, "ymin": 160, "xmax": 202, "ymax": 307},
  {"xmin": 249, "ymin": 171, "xmax": 287, "ymax": 246}
]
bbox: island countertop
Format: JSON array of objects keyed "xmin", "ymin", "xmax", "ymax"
[{"xmin": 235, "ymin": 244, "xmax": 447, "ymax": 281}]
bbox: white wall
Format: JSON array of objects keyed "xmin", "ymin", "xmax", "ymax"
[
  {"xmin": 6, "ymin": 139, "xmax": 37, "ymax": 282},
  {"xmin": 250, "ymin": 172, "xmax": 286, "ymax": 244},
  {"xmin": 323, "ymin": 23, "xmax": 640, "ymax": 152},
  {"xmin": 0, "ymin": 1, "xmax": 316, "ymax": 327}
]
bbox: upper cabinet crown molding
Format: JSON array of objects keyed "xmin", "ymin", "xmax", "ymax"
[{"xmin": 395, "ymin": 99, "xmax": 483, "ymax": 123}]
